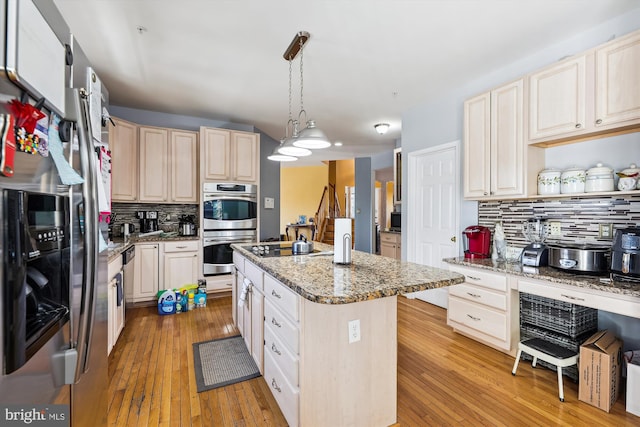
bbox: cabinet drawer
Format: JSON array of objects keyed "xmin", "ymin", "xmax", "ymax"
[
  {"xmin": 449, "ymin": 283, "xmax": 507, "ymax": 311},
  {"xmin": 244, "ymin": 260, "xmax": 263, "ymax": 291},
  {"xmin": 448, "ymin": 296, "xmax": 507, "ymax": 341},
  {"xmin": 163, "ymin": 240, "xmax": 199, "ymax": 253},
  {"xmin": 233, "ymin": 251, "xmax": 245, "ymax": 273},
  {"xmin": 264, "ymin": 323, "xmax": 299, "ymax": 386},
  {"xmin": 264, "ymin": 350, "xmax": 299, "ymax": 427},
  {"xmin": 264, "ymin": 299, "xmax": 299, "ymax": 355},
  {"xmin": 449, "ymin": 265, "xmax": 507, "ymax": 292},
  {"xmin": 380, "ymin": 232, "xmax": 400, "ymax": 243},
  {"xmin": 264, "ymin": 275, "xmax": 299, "ymax": 322}
]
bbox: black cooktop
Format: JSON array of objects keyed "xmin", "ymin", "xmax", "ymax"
[{"xmin": 241, "ymin": 243, "xmax": 318, "ymax": 257}]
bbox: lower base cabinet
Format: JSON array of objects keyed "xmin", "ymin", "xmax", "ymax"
[
  {"xmin": 234, "ymin": 253, "xmax": 397, "ymax": 427},
  {"xmin": 107, "ymin": 256, "xmax": 125, "ymax": 354},
  {"xmin": 380, "ymin": 231, "xmax": 401, "ymax": 259}
]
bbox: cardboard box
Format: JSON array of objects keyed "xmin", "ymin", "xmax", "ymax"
[
  {"xmin": 625, "ymin": 351, "xmax": 640, "ymax": 416},
  {"xmin": 578, "ymin": 330, "xmax": 623, "ymax": 412}
]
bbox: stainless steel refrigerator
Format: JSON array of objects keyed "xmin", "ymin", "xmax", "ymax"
[{"xmin": 0, "ymin": 1, "xmax": 107, "ymax": 425}]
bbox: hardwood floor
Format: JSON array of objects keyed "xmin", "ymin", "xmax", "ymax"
[{"xmin": 109, "ymin": 295, "xmax": 639, "ymax": 426}]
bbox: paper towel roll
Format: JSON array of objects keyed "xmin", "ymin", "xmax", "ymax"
[{"xmin": 333, "ymin": 218, "xmax": 352, "ymax": 264}]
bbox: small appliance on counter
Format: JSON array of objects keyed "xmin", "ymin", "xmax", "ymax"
[
  {"xmin": 179, "ymin": 215, "xmax": 197, "ymax": 236},
  {"xmin": 462, "ymin": 225, "xmax": 491, "ymax": 259},
  {"xmin": 137, "ymin": 210, "xmax": 158, "ymax": 233},
  {"xmin": 548, "ymin": 244, "xmax": 611, "ymax": 274},
  {"xmin": 334, "ymin": 218, "xmax": 353, "ymax": 264},
  {"xmin": 610, "ymin": 228, "xmax": 640, "ymax": 280},
  {"xmin": 390, "ymin": 212, "xmax": 401, "ymax": 232},
  {"xmin": 521, "ymin": 218, "xmax": 549, "ymax": 267},
  {"xmin": 121, "ymin": 222, "xmax": 135, "ymax": 242}
]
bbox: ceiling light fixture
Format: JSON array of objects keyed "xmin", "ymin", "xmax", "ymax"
[
  {"xmin": 289, "ymin": 31, "xmax": 331, "ymax": 150},
  {"xmin": 374, "ymin": 123, "xmax": 390, "ymax": 135}
]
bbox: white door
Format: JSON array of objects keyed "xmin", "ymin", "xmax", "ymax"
[{"xmin": 405, "ymin": 141, "xmax": 460, "ymax": 308}]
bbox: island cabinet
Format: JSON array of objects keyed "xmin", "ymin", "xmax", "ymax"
[
  {"xmin": 447, "ymin": 264, "xmax": 519, "ymax": 354},
  {"xmin": 200, "ymin": 127, "xmax": 260, "ymax": 184},
  {"xmin": 233, "ymin": 256, "xmax": 399, "ymax": 427},
  {"xmin": 233, "ymin": 254, "xmax": 265, "ymax": 371},
  {"xmin": 463, "ymin": 79, "xmax": 543, "ymax": 200},
  {"xmin": 528, "ymin": 29, "xmax": 640, "ymax": 145}
]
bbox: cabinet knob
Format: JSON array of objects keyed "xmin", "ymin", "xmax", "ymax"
[
  {"xmin": 575, "ymin": 123, "xmax": 582, "ymax": 129},
  {"xmin": 483, "ymin": 192, "xmax": 488, "ymax": 196},
  {"xmin": 450, "ymin": 236, "xmax": 456, "ymax": 242},
  {"xmin": 595, "ymin": 119, "xmax": 602, "ymax": 125}
]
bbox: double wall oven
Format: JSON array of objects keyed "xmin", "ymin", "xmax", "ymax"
[{"xmin": 202, "ymin": 183, "xmax": 257, "ymax": 275}]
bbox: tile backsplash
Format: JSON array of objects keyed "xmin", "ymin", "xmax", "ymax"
[
  {"xmin": 110, "ymin": 203, "xmax": 198, "ymax": 236},
  {"xmin": 478, "ymin": 194, "xmax": 640, "ymax": 247}
]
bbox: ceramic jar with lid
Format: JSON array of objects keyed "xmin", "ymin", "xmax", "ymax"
[
  {"xmin": 560, "ymin": 166, "xmax": 586, "ymax": 194},
  {"xmin": 617, "ymin": 163, "xmax": 640, "ymax": 191},
  {"xmin": 537, "ymin": 169, "xmax": 561, "ymax": 195},
  {"xmin": 585, "ymin": 163, "xmax": 614, "ymax": 192}
]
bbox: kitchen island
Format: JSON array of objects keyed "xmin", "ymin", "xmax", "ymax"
[{"xmin": 232, "ymin": 242, "xmax": 464, "ymax": 427}]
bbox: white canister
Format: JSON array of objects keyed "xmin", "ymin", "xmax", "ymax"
[
  {"xmin": 561, "ymin": 167, "xmax": 586, "ymax": 194},
  {"xmin": 537, "ymin": 169, "xmax": 561, "ymax": 195},
  {"xmin": 617, "ymin": 163, "xmax": 640, "ymax": 191},
  {"xmin": 585, "ymin": 163, "xmax": 614, "ymax": 192}
]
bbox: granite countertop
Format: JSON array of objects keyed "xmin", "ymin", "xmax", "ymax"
[
  {"xmin": 106, "ymin": 233, "xmax": 199, "ymax": 262},
  {"xmin": 443, "ymin": 257, "xmax": 640, "ymax": 299},
  {"xmin": 232, "ymin": 242, "xmax": 465, "ymax": 304},
  {"xmin": 107, "ymin": 241, "xmax": 130, "ymax": 262}
]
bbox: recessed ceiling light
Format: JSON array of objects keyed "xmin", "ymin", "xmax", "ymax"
[{"xmin": 334, "ymin": 141, "xmax": 343, "ymax": 147}]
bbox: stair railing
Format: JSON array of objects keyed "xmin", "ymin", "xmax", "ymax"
[{"xmin": 314, "ymin": 184, "xmax": 342, "ymax": 242}]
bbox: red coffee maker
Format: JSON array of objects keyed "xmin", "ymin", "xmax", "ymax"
[{"xmin": 463, "ymin": 226, "xmax": 491, "ymax": 259}]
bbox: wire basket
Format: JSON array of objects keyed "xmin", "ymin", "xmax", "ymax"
[{"xmin": 520, "ymin": 293, "xmax": 598, "ymax": 338}]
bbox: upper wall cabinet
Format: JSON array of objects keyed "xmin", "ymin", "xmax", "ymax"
[
  {"xmin": 170, "ymin": 131, "xmax": 199, "ymax": 203},
  {"xmin": 201, "ymin": 127, "xmax": 260, "ymax": 184},
  {"xmin": 528, "ymin": 30, "xmax": 640, "ymax": 145},
  {"xmin": 464, "ymin": 80, "xmax": 543, "ymax": 200},
  {"xmin": 110, "ymin": 118, "xmax": 138, "ymax": 202}
]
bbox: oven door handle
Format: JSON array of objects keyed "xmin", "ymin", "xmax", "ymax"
[
  {"xmin": 203, "ymin": 194, "xmax": 257, "ymax": 202},
  {"xmin": 203, "ymin": 238, "xmax": 254, "ymax": 244}
]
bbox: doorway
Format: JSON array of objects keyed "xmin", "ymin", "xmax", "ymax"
[{"xmin": 405, "ymin": 141, "xmax": 460, "ymax": 308}]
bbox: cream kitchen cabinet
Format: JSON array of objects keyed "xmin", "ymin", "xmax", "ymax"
[
  {"xmin": 380, "ymin": 231, "xmax": 401, "ymax": 259},
  {"xmin": 128, "ymin": 243, "xmax": 160, "ymax": 303},
  {"xmin": 234, "ymin": 254, "xmax": 265, "ymax": 371},
  {"xmin": 200, "ymin": 127, "xmax": 260, "ymax": 184},
  {"xmin": 464, "ymin": 79, "xmax": 543, "ymax": 200},
  {"xmin": 138, "ymin": 126, "xmax": 169, "ymax": 202},
  {"xmin": 110, "ymin": 118, "xmax": 138, "ymax": 202},
  {"xmin": 138, "ymin": 127, "xmax": 198, "ymax": 203},
  {"xmin": 108, "ymin": 254, "xmax": 125, "ymax": 354},
  {"xmin": 528, "ymin": 29, "xmax": 640, "ymax": 145},
  {"xmin": 162, "ymin": 240, "xmax": 199, "ymax": 290},
  {"xmin": 447, "ymin": 264, "xmax": 519, "ymax": 354}
]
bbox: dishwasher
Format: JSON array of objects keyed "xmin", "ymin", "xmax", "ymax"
[{"xmin": 122, "ymin": 245, "xmax": 136, "ymax": 306}]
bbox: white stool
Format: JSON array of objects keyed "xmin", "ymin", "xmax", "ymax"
[{"xmin": 511, "ymin": 338, "xmax": 579, "ymax": 402}]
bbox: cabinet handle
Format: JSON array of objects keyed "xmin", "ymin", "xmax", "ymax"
[
  {"xmin": 575, "ymin": 123, "xmax": 582, "ymax": 129},
  {"xmin": 271, "ymin": 317, "xmax": 282, "ymax": 328},
  {"xmin": 561, "ymin": 293, "xmax": 585, "ymax": 302},
  {"xmin": 271, "ymin": 378, "xmax": 282, "ymax": 393},
  {"xmin": 595, "ymin": 119, "xmax": 602, "ymax": 125},
  {"xmin": 193, "ymin": 254, "xmax": 197, "ymax": 257},
  {"xmin": 466, "ymin": 314, "xmax": 481, "ymax": 321},
  {"xmin": 466, "ymin": 275, "xmax": 481, "ymax": 281},
  {"xmin": 271, "ymin": 289, "xmax": 282, "ymax": 299},
  {"xmin": 176, "ymin": 245, "xmax": 187, "ymax": 249},
  {"xmin": 466, "ymin": 292, "xmax": 481, "ymax": 298},
  {"xmin": 271, "ymin": 343, "xmax": 281, "ymax": 356},
  {"xmin": 483, "ymin": 192, "xmax": 488, "ymax": 196}
]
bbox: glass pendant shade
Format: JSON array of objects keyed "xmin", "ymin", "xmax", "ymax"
[{"xmin": 293, "ymin": 120, "xmax": 331, "ymax": 149}]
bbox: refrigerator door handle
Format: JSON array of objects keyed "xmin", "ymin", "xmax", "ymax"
[{"xmin": 70, "ymin": 88, "xmax": 99, "ymax": 380}]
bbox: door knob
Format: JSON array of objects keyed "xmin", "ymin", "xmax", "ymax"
[{"xmin": 450, "ymin": 236, "xmax": 456, "ymax": 242}]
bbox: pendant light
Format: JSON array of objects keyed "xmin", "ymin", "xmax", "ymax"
[
  {"xmin": 267, "ymin": 139, "xmax": 298, "ymax": 161},
  {"xmin": 290, "ymin": 32, "xmax": 331, "ymax": 150}
]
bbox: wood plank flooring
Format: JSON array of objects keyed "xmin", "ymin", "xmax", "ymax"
[{"xmin": 109, "ymin": 295, "xmax": 639, "ymax": 426}]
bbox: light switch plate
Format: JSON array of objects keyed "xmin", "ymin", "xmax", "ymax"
[{"xmin": 264, "ymin": 197, "xmax": 275, "ymax": 209}]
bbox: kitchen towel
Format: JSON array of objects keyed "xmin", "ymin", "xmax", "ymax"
[
  {"xmin": 238, "ymin": 277, "xmax": 251, "ymax": 307},
  {"xmin": 115, "ymin": 272, "xmax": 123, "ymax": 306}
]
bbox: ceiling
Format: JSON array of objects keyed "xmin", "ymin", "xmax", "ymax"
[{"xmin": 52, "ymin": 0, "xmax": 639, "ymax": 166}]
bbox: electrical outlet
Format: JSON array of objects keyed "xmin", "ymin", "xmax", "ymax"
[
  {"xmin": 548, "ymin": 221, "xmax": 562, "ymax": 237},
  {"xmin": 348, "ymin": 319, "xmax": 361, "ymax": 343},
  {"xmin": 599, "ymin": 223, "xmax": 613, "ymax": 239}
]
